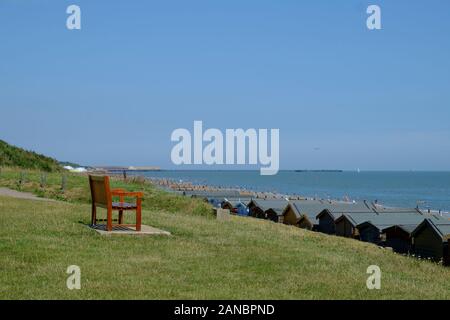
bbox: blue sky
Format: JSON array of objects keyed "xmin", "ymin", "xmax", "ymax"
[{"xmin": 1, "ymin": 0, "xmax": 449, "ymax": 170}]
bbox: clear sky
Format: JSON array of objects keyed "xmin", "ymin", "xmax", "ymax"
[{"xmin": 1, "ymin": 0, "xmax": 449, "ymax": 170}]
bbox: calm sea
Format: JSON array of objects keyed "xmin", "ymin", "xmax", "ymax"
[{"xmin": 138, "ymin": 170, "xmax": 450, "ymax": 212}]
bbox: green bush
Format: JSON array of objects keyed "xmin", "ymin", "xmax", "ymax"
[{"xmin": 0, "ymin": 140, "xmax": 61, "ymax": 172}]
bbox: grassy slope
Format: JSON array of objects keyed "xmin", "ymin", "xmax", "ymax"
[
  {"xmin": 0, "ymin": 168, "xmax": 211, "ymax": 216},
  {"xmin": 1, "ymin": 168, "xmax": 450, "ymax": 299},
  {"xmin": 0, "ymin": 140, "xmax": 61, "ymax": 172}
]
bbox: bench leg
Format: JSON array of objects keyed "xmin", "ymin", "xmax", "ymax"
[
  {"xmin": 107, "ymin": 208, "xmax": 113, "ymax": 231},
  {"xmin": 91, "ymin": 204, "xmax": 97, "ymax": 226},
  {"xmin": 136, "ymin": 199, "xmax": 142, "ymax": 232},
  {"xmin": 118, "ymin": 210, "xmax": 123, "ymax": 224}
]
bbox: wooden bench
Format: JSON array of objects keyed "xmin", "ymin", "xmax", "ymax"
[{"xmin": 89, "ymin": 175, "xmax": 143, "ymax": 231}]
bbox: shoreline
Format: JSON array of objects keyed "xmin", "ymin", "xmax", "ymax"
[{"xmin": 117, "ymin": 172, "xmax": 450, "ymax": 215}]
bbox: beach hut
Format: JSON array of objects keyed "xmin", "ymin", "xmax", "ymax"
[
  {"xmin": 297, "ymin": 215, "xmax": 317, "ymax": 230},
  {"xmin": 411, "ymin": 217, "xmax": 450, "ymax": 263},
  {"xmin": 281, "ymin": 200, "xmax": 331, "ymax": 230},
  {"xmin": 315, "ymin": 201, "xmax": 375, "ymax": 235},
  {"xmin": 356, "ymin": 212, "xmax": 425, "ymax": 245},
  {"xmin": 221, "ymin": 198, "xmax": 251, "ymax": 216},
  {"xmin": 247, "ymin": 199, "xmax": 289, "ymax": 220},
  {"xmin": 207, "ymin": 197, "xmax": 225, "ymax": 208},
  {"xmin": 334, "ymin": 212, "xmax": 379, "ymax": 238},
  {"xmin": 221, "ymin": 200, "xmax": 234, "ymax": 211},
  {"xmin": 382, "ymin": 225, "xmax": 418, "ymax": 254},
  {"xmin": 265, "ymin": 207, "xmax": 285, "ymax": 223},
  {"xmin": 247, "ymin": 199, "xmax": 265, "ymax": 219},
  {"xmin": 316, "ymin": 210, "xmax": 338, "ymax": 234}
]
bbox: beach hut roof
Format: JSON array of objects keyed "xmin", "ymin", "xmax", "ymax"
[
  {"xmin": 265, "ymin": 207, "xmax": 285, "ymax": 215},
  {"xmin": 286, "ymin": 200, "xmax": 332, "ymax": 223},
  {"xmin": 316, "ymin": 201, "xmax": 375, "ymax": 220},
  {"xmin": 223, "ymin": 197, "xmax": 252, "ymax": 207},
  {"xmin": 381, "ymin": 224, "xmax": 419, "ymax": 235},
  {"xmin": 335, "ymin": 212, "xmax": 379, "ymax": 227},
  {"xmin": 325, "ymin": 201, "xmax": 374, "ymax": 213},
  {"xmin": 411, "ymin": 216, "xmax": 450, "ymax": 241},
  {"xmin": 249, "ymin": 199, "xmax": 289, "ymax": 212},
  {"xmin": 297, "ymin": 214, "xmax": 319, "ymax": 227},
  {"xmin": 357, "ymin": 212, "xmax": 425, "ymax": 231},
  {"xmin": 372, "ymin": 204, "xmax": 421, "ymax": 214}
]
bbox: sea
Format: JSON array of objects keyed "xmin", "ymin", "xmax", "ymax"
[{"xmin": 136, "ymin": 170, "xmax": 450, "ymax": 212}]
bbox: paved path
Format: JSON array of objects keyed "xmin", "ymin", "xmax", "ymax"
[
  {"xmin": 90, "ymin": 224, "xmax": 171, "ymax": 236},
  {"xmin": 0, "ymin": 187, "xmax": 55, "ymax": 201}
]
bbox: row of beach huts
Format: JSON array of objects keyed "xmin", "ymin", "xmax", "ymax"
[{"xmin": 179, "ymin": 189, "xmax": 450, "ymax": 265}]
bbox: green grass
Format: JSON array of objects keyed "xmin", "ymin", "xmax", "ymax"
[
  {"xmin": 1, "ymin": 168, "xmax": 450, "ymax": 299},
  {"xmin": 0, "ymin": 167, "xmax": 211, "ymax": 216}
]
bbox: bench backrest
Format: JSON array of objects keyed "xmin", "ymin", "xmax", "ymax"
[{"xmin": 89, "ymin": 175, "xmax": 112, "ymax": 208}]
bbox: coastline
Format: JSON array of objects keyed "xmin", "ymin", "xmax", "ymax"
[{"xmin": 115, "ymin": 171, "xmax": 450, "ymax": 214}]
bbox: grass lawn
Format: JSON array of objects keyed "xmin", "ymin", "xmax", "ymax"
[
  {"xmin": 2, "ymin": 196, "xmax": 450, "ymax": 299},
  {"xmin": 0, "ymin": 167, "xmax": 211, "ymax": 216},
  {"xmin": 1, "ymin": 168, "xmax": 450, "ymax": 299}
]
